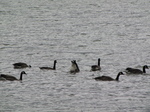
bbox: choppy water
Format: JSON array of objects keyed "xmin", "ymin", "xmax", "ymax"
[{"xmin": 0, "ymin": 0, "xmax": 150, "ymax": 112}]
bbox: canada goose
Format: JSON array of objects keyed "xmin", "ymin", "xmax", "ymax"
[
  {"xmin": 70, "ymin": 60, "xmax": 80, "ymax": 73},
  {"xmin": 13, "ymin": 62, "xmax": 31, "ymax": 69},
  {"xmin": 91, "ymin": 58, "xmax": 101, "ymax": 71},
  {"xmin": 94, "ymin": 72, "xmax": 124, "ymax": 81},
  {"xmin": 40, "ymin": 60, "xmax": 57, "ymax": 70},
  {"xmin": 125, "ymin": 65, "xmax": 149, "ymax": 74},
  {"xmin": 0, "ymin": 71, "xmax": 27, "ymax": 81}
]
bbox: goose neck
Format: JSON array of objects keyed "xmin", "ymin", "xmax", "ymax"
[
  {"xmin": 20, "ymin": 73, "xmax": 23, "ymax": 80},
  {"xmin": 98, "ymin": 59, "xmax": 100, "ymax": 66},
  {"xmin": 53, "ymin": 62, "xmax": 56, "ymax": 70},
  {"xmin": 143, "ymin": 66, "xmax": 146, "ymax": 73},
  {"xmin": 115, "ymin": 74, "xmax": 120, "ymax": 81}
]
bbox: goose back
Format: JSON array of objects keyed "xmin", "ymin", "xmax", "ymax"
[
  {"xmin": 0, "ymin": 74, "xmax": 18, "ymax": 81},
  {"xmin": 13, "ymin": 62, "xmax": 31, "ymax": 69},
  {"xmin": 0, "ymin": 76, "xmax": 7, "ymax": 81},
  {"xmin": 94, "ymin": 76, "xmax": 114, "ymax": 81}
]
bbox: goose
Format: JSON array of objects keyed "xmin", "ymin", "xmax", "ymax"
[
  {"xmin": 91, "ymin": 58, "xmax": 101, "ymax": 71},
  {"xmin": 70, "ymin": 60, "xmax": 80, "ymax": 73},
  {"xmin": 0, "ymin": 71, "xmax": 27, "ymax": 81},
  {"xmin": 125, "ymin": 65, "xmax": 149, "ymax": 74},
  {"xmin": 94, "ymin": 72, "xmax": 124, "ymax": 81},
  {"xmin": 40, "ymin": 60, "xmax": 57, "ymax": 70},
  {"xmin": 13, "ymin": 62, "xmax": 31, "ymax": 69}
]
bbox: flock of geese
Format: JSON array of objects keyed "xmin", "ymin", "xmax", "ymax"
[{"xmin": 0, "ymin": 58, "xmax": 149, "ymax": 81}]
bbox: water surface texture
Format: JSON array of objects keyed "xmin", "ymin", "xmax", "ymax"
[{"xmin": 0, "ymin": 0, "xmax": 150, "ymax": 112}]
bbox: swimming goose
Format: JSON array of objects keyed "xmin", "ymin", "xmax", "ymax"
[
  {"xmin": 13, "ymin": 62, "xmax": 31, "ymax": 69},
  {"xmin": 91, "ymin": 58, "xmax": 101, "ymax": 71},
  {"xmin": 0, "ymin": 71, "xmax": 27, "ymax": 81},
  {"xmin": 94, "ymin": 72, "xmax": 124, "ymax": 81},
  {"xmin": 125, "ymin": 65, "xmax": 149, "ymax": 74},
  {"xmin": 40, "ymin": 60, "xmax": 57, "ymax": 70},
  {"xmin": 70, "ymin": 60, "xmax": 80, "ymax": 73}
]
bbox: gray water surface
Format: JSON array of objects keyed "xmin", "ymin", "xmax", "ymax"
[{"xmin": 0, "ymin": 0, "xmax": 150, "ymax": 112}]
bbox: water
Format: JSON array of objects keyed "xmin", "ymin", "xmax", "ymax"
[{"xmin": 0, "ymin": 0, "xmax": 150, "ymax": 111}]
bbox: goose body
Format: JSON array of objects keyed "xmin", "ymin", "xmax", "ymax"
[
  {"xmin": 125, "ymin": 65, "xmax": 149, "ymax": 74},
  {"xmin": 13, "ymin": 62, "xmax": 31, "ymax": 69},
  {"xmin": 40, "ymin": 60, "xmax": 57, "ymax": 70},
  {"xmin": 0, "ymin": 76, "xmax": 6, "ymax": 81},
  {"xmin": 0, "ymin": 71, "xmax": 27, "ymax": 81},
  {"xmin": 94, "ymin": 72, "xmax": 124, "ymax": 81},
  {"xmin": 70, "ymin": 60, "xmax": 80, "ymax": 73},
  {"xmin": 91, "ymin": 58, "xmax": 101, "ymax": 71}
]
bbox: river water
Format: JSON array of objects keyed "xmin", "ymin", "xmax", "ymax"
[{"xmin": 0, "ymin": 0, "xmax": 150, "ymax": 112}]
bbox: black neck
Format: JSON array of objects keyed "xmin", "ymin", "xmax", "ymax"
[
  {"xmin": 20, "ymin": 73, "xmax": 23, "ymax": 80},
  {"xmin": 98, "ymin": 59, "xmax": 100, "ymax": 66},
  {"xmin": 143, "ymin": 66, "xmax": 146, "ymax": 73},
  {"xmin": 115, "ymin": 73, "xmax": 120, "ymax": 81},
  {"xmin": 53, "ymin": 62, "xmax": 56, "ymax": 70}
]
